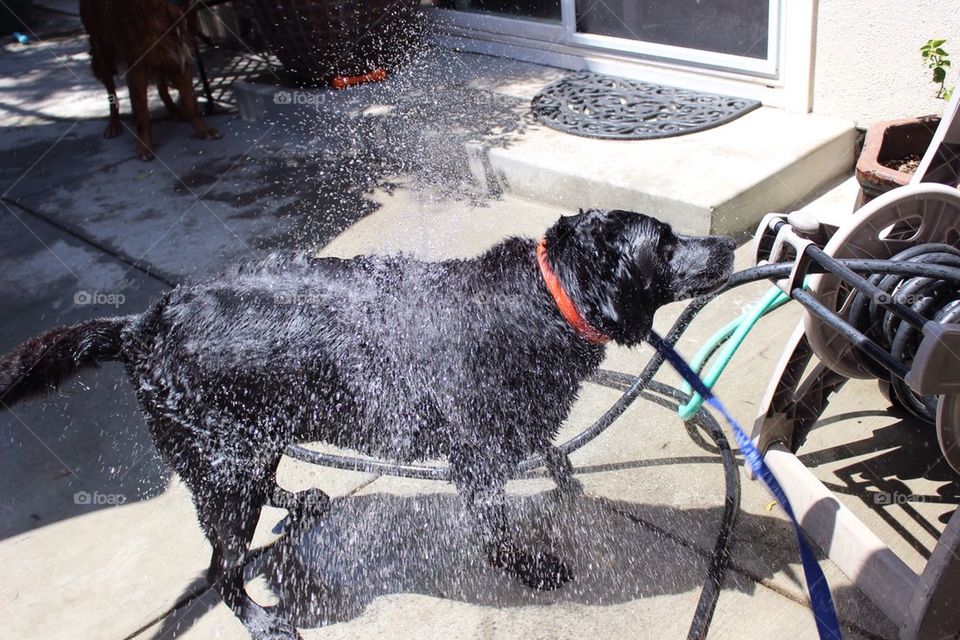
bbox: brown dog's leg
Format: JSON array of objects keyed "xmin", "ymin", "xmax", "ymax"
[
  {"xmin": 173, "ymin": 65, "xmax": 221, "ymax": 141},
  {"xmin": 101, "ymin": 75, "xmax": 122, "ymax": 139},
  {"xmin": 87, "ymin": 42, "xmax": 121, "ymax": 138},
  {"xmin": 125, "ymin": 67, "xmax": 154, "ymax": 161},
  {"xmin": 158, "ymin": 82, "xmax": 187, "ymax": 121}
]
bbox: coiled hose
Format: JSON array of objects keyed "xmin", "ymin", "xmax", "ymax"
[{"xmin": 847, "ymin": 243, "xmax": 960, "ymax": 422}]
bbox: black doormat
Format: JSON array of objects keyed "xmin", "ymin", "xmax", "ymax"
[{"xmin": 531, "ymin": 72, "xmax": 761, "ymax": 140}]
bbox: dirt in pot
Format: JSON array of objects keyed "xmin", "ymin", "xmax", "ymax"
[{"xmin": 881, "ymin": 154, "xmax": 921, "ymax": 174}]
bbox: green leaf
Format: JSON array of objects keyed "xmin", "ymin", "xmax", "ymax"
[
  {"xmin": 934, "ymin": 67, "xmax": 947, "ymax": 83},
  {"xmin": 929, "ymin": 38, "xmax": 948, "ymax": 47}
]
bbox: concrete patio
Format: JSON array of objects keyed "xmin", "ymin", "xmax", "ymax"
[{"xmin": 1, "ymin": 4, "xmax": 957, "ymax": 640}]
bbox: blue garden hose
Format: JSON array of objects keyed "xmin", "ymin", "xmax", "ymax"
[{"xmin": 649, "ymin": 330, "xmax": 843, "ymax": 640}]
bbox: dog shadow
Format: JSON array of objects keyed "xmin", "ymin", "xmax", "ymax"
[{"xmin": 246, "ymin": 488, "xmax": 784, "ymax": 630}]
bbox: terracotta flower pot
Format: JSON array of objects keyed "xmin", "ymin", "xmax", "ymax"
[{"xmin": 855, "ymin": 115, "xmax": 941, "ymax": 205}]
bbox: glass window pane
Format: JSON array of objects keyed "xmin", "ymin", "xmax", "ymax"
[
  {"xmin": 575, "ymin": 0, "xmax": 770, "ymax": 59},
  {"xmin": 435, "ymin": 0, "xmax": 562, "ymax": 23}
]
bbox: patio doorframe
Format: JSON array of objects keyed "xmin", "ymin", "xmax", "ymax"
[{"xmin": 424, "ymin": 0, "xmax": 816, "ymax": 112}]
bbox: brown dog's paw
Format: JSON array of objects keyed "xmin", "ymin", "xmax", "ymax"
[
  {"xmin": 195, "ymin": 126, "xmax": 222, "ymax": 140},
  {"xmin": 135, "ymin": 142, "xmax": 155, "ymax": 161},
  {"xmin": 103, "ymin": 119, "xmax": 122, "ymax": 139}
]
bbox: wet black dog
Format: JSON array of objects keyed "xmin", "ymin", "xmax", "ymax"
[{"xmin": 0, "ymin": 209, "xmax": 733, "ymax": 639}]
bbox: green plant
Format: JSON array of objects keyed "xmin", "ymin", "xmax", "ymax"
[{"xmin": 921, "ymin": 38, "xmax": 953, "ymax": 100}]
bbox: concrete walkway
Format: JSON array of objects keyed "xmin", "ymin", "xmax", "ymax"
[{"xmin": 1, "ymin": 5, "xmax": 957, "ymax": 640}]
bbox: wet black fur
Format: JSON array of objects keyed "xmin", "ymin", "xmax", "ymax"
[{"xmin": 0, "ymin": 209, "xmax": 734, "ymax": 640}]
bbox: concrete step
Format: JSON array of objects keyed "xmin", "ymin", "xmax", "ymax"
[
  {"xmin": 235, "ymin": 50, "xmax": 856, "ymax": 236},
  {"xmin": 469, "ymin": 106, "xmax": 857, "ymax": 236}
]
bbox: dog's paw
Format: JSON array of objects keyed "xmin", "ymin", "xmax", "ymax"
[
  {"xmin": 135, "ymin": 142, "xmax": 155, "ymax": 161},
  {"xmin": 246, "ymin": 607, "xmax": 302, "ymax": 640},
  {"xmin": 195, "ymin": 126, "xmax": 222, "ymax": 140},
  {"xmin": 513, "ymin": 551, "xmax": 573, "ymax": 591},
  {"xmin": 489, "ymin": 545, "xmax": 573, "ymax": 591},
  {"xmin": 103, "ymin": 120, "xmax": 122, "ymax": 139}
]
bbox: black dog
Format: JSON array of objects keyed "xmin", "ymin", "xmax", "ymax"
[{"xmin": 0, "ymin": 209, "xmax": 734, "ymax": 639}]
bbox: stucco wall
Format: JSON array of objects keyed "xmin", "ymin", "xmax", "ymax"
[{"xmin": 813, "ymin": 0, "xmax": 960, "ymax": 126}]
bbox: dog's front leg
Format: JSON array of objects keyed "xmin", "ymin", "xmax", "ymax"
[
  {"xmin": 451, "ymin": 454, "xmax": 573, "ymax": 591},
  {"xmin": 173, "ymin": 65, "xmax": 221, "ymax": 141}
]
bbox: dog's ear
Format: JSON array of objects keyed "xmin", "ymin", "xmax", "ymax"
[{"xmin": 546, "ymin": 210, "xmax": 668, "ymax": 346}]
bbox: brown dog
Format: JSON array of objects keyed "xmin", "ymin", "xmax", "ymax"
[{"xmin": 79, "ymin": 0, "xmax": 221, "ymax": 161}]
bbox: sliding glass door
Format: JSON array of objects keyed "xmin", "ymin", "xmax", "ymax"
[
  {"xmin": 574, "ymin": 0, "xmax": 770, "ymax": 59},
  {"xmin": 431, "ymin": 0, "xmax": 781, "ymax": 77},
  {"xmin": 570, "ymin": 0, "xmax": 777, "ymax": 74},
  {"xmin": 436, "ymin": 0, "xmax": 561, "ymax": 24}
]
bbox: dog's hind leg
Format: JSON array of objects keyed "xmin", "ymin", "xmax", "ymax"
[
  {"xmin": 87, "ymin": 45, "xmax": 121, "ymax": 138},
  {"xmin": 125, "ymin": 67, "xmax": 155, "ymax": 161},
  {"xmin": 100, "ymin": 75, "xmax": 122, "ymax": 139},
  {"xmin": 451, "ymin": 449, "xmax": 573, "ymax": 591},
  {"xmin": 192, "ymin": 458, "xmax": 302, "ymax": 640},
  {"xmin": 157, "ymin": 82, "xmax": 187, "ymax": 121}
]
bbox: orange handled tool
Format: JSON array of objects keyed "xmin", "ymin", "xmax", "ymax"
[{"xmin": 331, "ymin": 68, "xmax": 388, "ymax": 90}]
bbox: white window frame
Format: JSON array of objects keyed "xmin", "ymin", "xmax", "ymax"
[{"xmin": 423, "ymin": 0, "xmax": 816, "ymax": 112}]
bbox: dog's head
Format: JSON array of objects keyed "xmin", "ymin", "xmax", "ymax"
[{"xmin": 543, "ymin": 208, "xmax": 735, "ymax": 346}]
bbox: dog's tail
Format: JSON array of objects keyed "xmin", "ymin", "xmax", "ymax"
[{"xmin": 0, "ymin": 317, "xmax": 130, "ymax": 407}]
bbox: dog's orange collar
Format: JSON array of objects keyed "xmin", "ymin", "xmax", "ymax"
[{"xmin": 536, "ymin": 238, "xmax": 611, "ymax": 346}]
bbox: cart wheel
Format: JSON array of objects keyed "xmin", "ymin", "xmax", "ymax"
[
  {"xmin": 936, "ymin": 394, "xmax": 960, "ymax": 474},
  {"xmin": 805, "ymin": 184, "xmax": 960, "ymax": 379}
]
